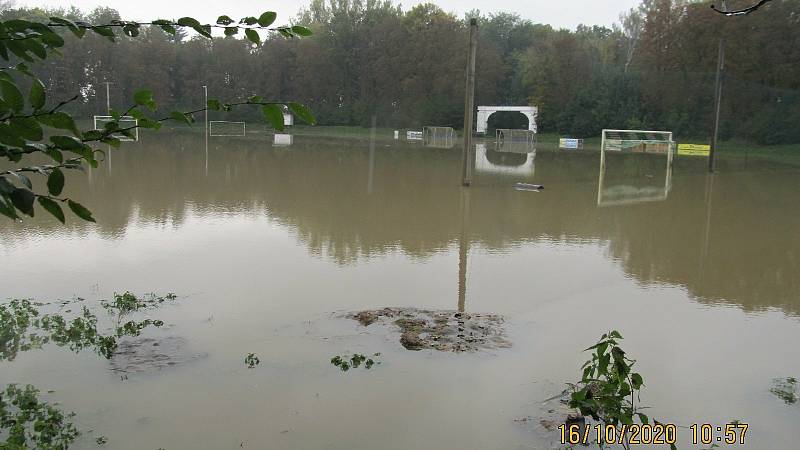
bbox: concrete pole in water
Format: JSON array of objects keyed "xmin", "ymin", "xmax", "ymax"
[
  {"xmin": 709, "ymin": 0, "xmax": 726, "ymax": 173},
  {"xmin": 203, "ymin": 85, "xmax": 209, "ymax": 175},
  {"xmin": 104, "ymin": 82, "xmax": 111, "ymax": 114},
  {"xmin": 461, "ymin": 18, "xmax": 478, "ymax": 186}
]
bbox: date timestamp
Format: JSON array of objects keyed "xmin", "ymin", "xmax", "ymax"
[{"xmin": 559, "ymin": 422, "xmax": 748, "ymax": 446}]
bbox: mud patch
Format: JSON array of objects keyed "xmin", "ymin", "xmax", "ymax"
[
  {"xmin": 345, "ymin": 307, "xmax": 511, "ymax": 352},
  {"xmin": 110, "ymin": 336, "xmax": 208, "ymax": 374}
]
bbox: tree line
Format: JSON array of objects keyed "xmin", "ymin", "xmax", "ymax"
[{"xmin": 1, "ymin": 0, "xmax": 798, "ymax": 144}]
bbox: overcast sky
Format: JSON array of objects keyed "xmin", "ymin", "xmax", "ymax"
[{"xmin": 16, "ymin": 0, "xmax": 641, "ymax": 30}]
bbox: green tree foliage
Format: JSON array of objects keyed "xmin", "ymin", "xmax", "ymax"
[{"xmin": 0, "ymin": 9, "xmax": 314, "ymax": 222}]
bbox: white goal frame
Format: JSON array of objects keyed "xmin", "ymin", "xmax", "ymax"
[
  {"xmin": 422, "ymin": 126, "xmax": 457, "ymax": 148},
  {"xmin": 209, "ymin": 120, "xmax": 246, "ymax": 137},
  {"xmin": 496, "ymin": 129, "xmax": 536, "ymax": 146},
  {"xmin": 93, "ymin": 115, "xmax": 138, "ymax": 142}
]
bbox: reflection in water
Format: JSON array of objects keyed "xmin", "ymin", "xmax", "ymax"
[
  {"xmin": 597, "ymin": 152, "xmax": 673, "ymax": 207},
  {"xmin": 475, "ymin": 143, "xmax": 536, "ymax": 178},
  {"xmin": 2, "ymin": 133, "xmax": 799, "ymax": 316},
  {"xmin": 274, "ymin": 134, "xmax": 294, "ymax": 146},
  {"xmin": 3, "ymin": 132, "xmax": 800, "ymax": 449}
]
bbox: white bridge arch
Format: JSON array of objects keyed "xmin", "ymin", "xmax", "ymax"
[{"xmin": 476, "ymin": 106, "xmax": 538, "ymax": 134}]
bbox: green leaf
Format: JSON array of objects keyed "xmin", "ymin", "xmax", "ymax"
[
  {"xmin": 8, "ymin": 117, "xmax": 43, "ymax": 141},
  {"xmin": 9, "ymin": 172, "xmax": 32, "ymax": 189},
  {"xmin": 291, "ymin": 25, "xmax": 313, "ymax": 37},
  {"xmin": 630, "ymin": 373, "xmax": 643, "ymax": 389},
  {"xmin": 91, "ymin": 26, "xmax": 116, "ymax": 41},
  {"xmin": 0, "ymin": 122, "xmax": 26, "ymax": 147},
  {"xmin": 47, "ymin": 168, "xmax": 64, "ymax": 196},
  {"xmin": 67, "ymin": 200, "xmax": 95, "ymax": 222},
  {"xmin": 133, "ymin": 90, "xmax": 156, "ymax": 111},
  {"xmin": 0, "ymin": 79, "xmax": 24, "ymax": 112},
  {"xmin": 245, "ymin": 29, "xmax": 261, "ymax": 45},
  {"xmin": 6, "ymin": 40, "xmax": 34, "ymax": 62},
  {"xmin": 258, "ymin": 12, "xmax": 277, "ymax": 27},
  {"xmin": 261, "ymin": 104, "xmax": 284, "ymax": 131},
  {"xmin": 287, "ymin": 102, "xmax": 316, "ymax": 125},
  {"xmin": 30, "ymin": 78, "xmax": 46, "ymax": 110},
  {"xmin": 25, "ymin": 38, "xmax": 47, "ymax": 59},
  {"xmin": 123, "ymin": 24, "xmax": 140, "ymax": 37},
  {"xmin": 38, "ymin": 196, "xmax": 64, "ymax": 223},
  {"xmin": 38, "ymin": 111, "xmax": 81, "ymax": 137},
  {"xmin": 50, "ymin": 17, "xmax": 84, "ymax": 37},
  {"xmin": 207, "ymin": 99, "xmax": 221, "ymax": 111},
  {"xmin": 170, "ymin": 111, "xmax": 192, "ymax": 126},
  {"xmin": 177, "ymin": 17, "xmax": 201, "ymax": 28},
  {"xmin": 240, "ymin": 17, "xmax": 258, "ymax": 25},
  {"xmin": 0, "ymin": 176, "xmax": 15, "ymax": 194},
  {"xmin": 217, "ymin": 15, "xmax": 234, "ymax": 25},
  {"xmin": 224, "ymin": 27, "xmax": 238, "ymax": 37},
  {"xmin": 10, "ymin": 187, "xmax": 35, "ymax": 216},
  {"xmin": 153, "ymin": 20, "xmax": 176, "ymax": 35},
  {"xmin": 50, "ymin": 135, "xmax": 84, "ymax": 150}
]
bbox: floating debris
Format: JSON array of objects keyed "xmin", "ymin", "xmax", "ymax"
[
  {"xmin": 110, "ymin": 336, "xmax": 207, "ymax": 374},
  {"xmin": 770, "ymin": 377, "xmax": 797, "ymax": 404},
  {"xmin": 513, "ymin": 182, "xmax": 544, "ymax": 192},
  {"xmin": 346, "ymin": 307, "xmax": 510, "ymax": 352}
]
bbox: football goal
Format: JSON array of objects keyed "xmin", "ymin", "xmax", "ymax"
[
  {"xmin": 93, "ymin": 115, "xmax": 138, "ymax": 142},
  {"xmin": 422, "ymin": 126, "xmax": 457, "ymax": 148},
  {"xmin": 496, "ymin": 129, "xmax": 536, "ymax": 146},
  {"xmin": 209, "ymin": 121, "xmax": 246, "ymax": 137}
]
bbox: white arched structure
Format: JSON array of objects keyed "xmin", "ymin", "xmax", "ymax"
[{"xmin": 476, "ymin": 106, "xmax": 538, "ymax": 134}]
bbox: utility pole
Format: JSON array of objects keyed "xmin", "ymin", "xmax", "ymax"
[
  {"xmin": 203, "ymin": 85, "xmax": 209, "ymax": 175},
  {"xmin": 709, "ymin": 0, "xmax": 727, "ymax": 173},
  {"xmin": 461, "ymin": 18, "xmax": 478, "ymax": 186},
  {"xmin": 104, "ymin": 81, "xmax": 112, "ymax": 114}
]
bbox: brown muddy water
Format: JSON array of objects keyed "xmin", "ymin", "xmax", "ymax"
[{"xmin": 2, "ymin": 131, "xmax": 800, "ymax": 449}]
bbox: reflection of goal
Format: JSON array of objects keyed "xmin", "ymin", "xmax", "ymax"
[
  {"xmin": 496, "ymin": 129, "xmax": 536, "ymax": 146},
  {"xmin": 209, "ymin": 121, "xmax": 246, "ymax": 137},
  {"xmin": 598, "ymin": 129, "xmax": 675, "ymax": 207},
  {"xmin": 422, "ymin": 126, "xmax": 456, "ymax": 148},
  {"xmin": 94, "ymin": 115, "xmax": 138, "ymax": 141}
]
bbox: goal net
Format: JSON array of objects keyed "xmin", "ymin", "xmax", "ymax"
[
  {"xmin": 601, "ymin": 129, "xmax": 674, "ymax": 155},
  {"xmin": 422, "ymin": 126, "xmax": 457, "ymax": 148},
  {"xmin": 209, "ymin": 121, "xmax": 246, "ymax": 137},
  {"xmin": 598, "ymin": 129, "xmax": 675, "ymax": 207},
  {"xmin": 93, "ymin": 115, "xmax": 138, "ymax": 142}
]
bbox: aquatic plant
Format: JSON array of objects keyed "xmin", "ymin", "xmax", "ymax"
[
  {"xmin": 330, "ymin": 353, "xmax": 380, "ymax": 372},
  {"xmin": 0, "ymin": 293, "xmax": 179, "ymax": 361},
  {"xmin": 0, "ymin": 384, "xmax": 79, "ymax": 449},
  {"xmin": 567, "ymin": 330, "xmax": 675, "ymax": 449},
  {"xmin": 244, "ymin": 353, "xmax": 260, "ymax": 368}
]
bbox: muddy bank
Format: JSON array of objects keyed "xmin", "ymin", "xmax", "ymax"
[{"xmin": 346, "ymin": 307, "xmax": 511, "ymax": 352}]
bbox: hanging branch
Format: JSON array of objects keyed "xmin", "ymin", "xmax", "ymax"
[{"xmin": 711, "ymin": 0, "xmax": 774, "ymax": 16}]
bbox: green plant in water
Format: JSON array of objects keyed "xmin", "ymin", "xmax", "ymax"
[
  {"xmin": 0, "ymin": 384, "xmax": 79, "ymax": 449},
  {"xmin": 95, "ymin": 435, "xmax": 108, "ymax": 446},
  {"xmin": 770, "ymin": 377, "xmax": 797, "ymax": 404},
  {"xmin": 0, "ymin": 293, "xmax": 179, "ymax": 361},
  {"xmin": 568, "ymin": 331, "xmax": 674, "ymax": 449},
  {"xmin": 330, "ymin": 353, "xmax": 380, "ymax": 372},
  {"xmin": 244, "ymin": 353, "xmax": 260, "ymax": 368}
]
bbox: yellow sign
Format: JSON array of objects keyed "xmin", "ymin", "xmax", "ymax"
[{"xmin": 678, "ymin": 143, "xmax": 710, "ymax": 156}]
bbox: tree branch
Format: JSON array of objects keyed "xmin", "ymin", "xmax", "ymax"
[{"xmin": 711, "ymin": 0, "xmax": 774, "ymax": 16}]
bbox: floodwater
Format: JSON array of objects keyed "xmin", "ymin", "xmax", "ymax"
[{"xmin": 2, "ymin": 131, "xmax": 799, "ymax": 449}]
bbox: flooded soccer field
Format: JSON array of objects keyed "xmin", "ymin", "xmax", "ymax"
[{"xmin": 2, "ymin": 131, "xmax": 799, "ymax": 449}]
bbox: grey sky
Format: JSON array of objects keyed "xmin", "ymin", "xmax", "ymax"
[{"xmin": 16, "ymin": 0, "xmax": 641, "ymax": 29}]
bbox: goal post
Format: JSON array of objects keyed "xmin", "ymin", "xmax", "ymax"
[
  {"xmin": 209, "ymin": 120, "xmax": 246, "ymax": 137},
  {"xmin": 422, "ymin": 126, "xmax": 457, "ymax": 147},
  {"xmin": 93, "ymin": 115, "xmax": 138, "ymax": 141},
  {"xmin": 496, "ymin": 129, "xmax": 536, "ymax": 146}
]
